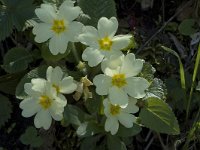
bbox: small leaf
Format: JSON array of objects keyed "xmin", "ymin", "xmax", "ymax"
[
  {"xmin": 178, "ymin": 19, "xmax": 197, "ymax": 36},
  {"xmin": 78, "ymin": 0, "xmax": 117, "ymax": 26},
  {"xmin": 15, "ymin": 65, "xmax": 48, "ymax": 99},
  {"xmin": 80, "ymin": 135, "xmax": 101, "ymax": 150},
  {"xmin": 0, "ymin": 94, "xmax": 12, "ymax": 128},
  {"xmin": 139, "ymin": 97, "xmax": 180, "ymax": 135},
  {"xmin": 107, "ymin": 135, "xmax": 127, "ymax": 150},
  {"xmin": 2, "ymin": 47, "xmax": 34, "ymax": 73},
  {"xmin": 20, "ymin": 126, "xmax": 43, "ymax": 148},
  {"xmin": 116, "ymin": 123, "xmax": 142, "ymax": 137}
]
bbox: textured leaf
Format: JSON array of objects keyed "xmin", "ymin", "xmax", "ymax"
[
  {"xmin": 20, "ymin": 126, "xmax": 43, "ymax": 147},
  {"xmin": 139, "ymin": 97, "xmax": 180, "ymax": 135},
  {"xmin": 0, "ymin": 0, "xmax": 35, "ymax": 40},
  {"xmin": 78, "ymin": 0, "xmax": 117, "ymax": 26},
  {"xmin": 2, "ymin": 47, "xmax": 33, "ymax": 73},
  {"xmin": 139, "ymin": 62, "xmax": 156, "ymax": 82},
  {"xmin": 80, "ymin": 136, "xmax": 101, "ymax": 150},
  {"xmin": 116, "ymin": 123, "xmax": 142, "ymax": 137},
  {"xmin": 15, "ymin": 65, "xmax": 48, "ymax": 99},
  {"xmin": 0, "ymin": 94, "xmax": 12, "ymax": 128},
  {"xmin": 146, "ymin": 78, "xmax": 167, "ymax": 100}
]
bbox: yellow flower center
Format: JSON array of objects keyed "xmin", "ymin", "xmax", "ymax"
[
  {"xmin": 39, "ymin": 95, "xmax": 52, "ymax": 109},
  {"xmin": 51, "ymin": 19, "xmax": 66, "ymax": 34},
  {"xmin": 98, "ymin": 36, "xmax": 113, "ymax": 51},
  {"xmin": 112, "ymin": 74, "xmax": 127, "ymax": 88},
  {"xmin": 52, "ymin": 84, "xmax": 60, "ymax": 93},
  {"xmin": 110, "ymin": 104, "xmax": 121, "ymax": 115}
]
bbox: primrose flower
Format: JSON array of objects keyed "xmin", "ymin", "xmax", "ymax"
[
  {"xmin": 20, "ymin": 81, "xmax": 67, "ymax": 130},
  {"xmin": 45, "ymin": 66, "xmax": 77, "ymax": 95},
  {"xmin": 79, "ymin": 17, "xmax": 131, "ymax": 67},
  {"xmin": 93, "ymin": 53, "xmax": 150, "ymax": 107},
  {"xmin": 33, "ymin": 0, "xmax": 83, "ymax": 55},
  {"xmin": 103, "ymin": 98, "xmax": 139, "ymax": 135}
]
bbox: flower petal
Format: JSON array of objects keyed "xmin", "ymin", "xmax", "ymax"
[
  {"xmin": 125, "ymin": 77, "xmax": 150, "ymax": 98},
  {"xmin": 46, "ymin": 66, "xmax": 63, "ymax": 84},
  {"xmin": 118, "ymin": 113, "xmax": 136, "ymax": 128},
  {"xmin": 93, "ymin": 74, "xmax": 111, "ymax": 95},
  {"xmin": 31, "ymin": 78, "xmax": 47, "ymax": 93},
  {"xmin": 65, "ymin": 21, "xmax": 83, "ymax": 42},
  {"xmin": 33, "ymin": 23, "xmax": 53, "ymax": 43},
  {"xmin": 35, "ymin": 4, "xmax": 56, "ymax": 23},
  {"xmin": 105, "ymin": 117, "xmax": 119, "ymax": 135},
  {"xmin": 108, "ymin": 86, "xmax": 128, "ymax": 107},
  {"xmin": 60, "ymin": 76, "xmax": 77, "ymax": 94},
  {"xmin": 82, "ymin": 47, "xmax": 104, "ymax": 67},
  {"xmin": 34, "ymin": 110, "xmax": 52, "ymax": 130},
  {"xmin": 49, "ymin": 99, "xmax": 65, "ymax": 121},
  {"xmin": 49, "ymin": 34, "xmax": 68, "ymax": 55},
  {"xmin": 20, "ymin": 98, "xmax": 40, "ymax": 117},
  {"xmin": 98, "ymin": 17, "xmax": 118, "ymax": 38},
  {"xmin": 59, "ymin": 3, "xmax": 81, "ymax": 22},
  {"xmin": 120, "ymin": 53, "xmax": 143, "ymax": 77},
  {"xmin": 112, "ymin": 35, "xmax": 131, "ymax": 51},
  {"xmin": 24, "ymin": 83, "xmax": 40, "ymax": 97},
  {"xmin": 101, "ymin": 53, "xmax": 123, "ymax": 72},
  {"xmin": 78, "ymin": 26, "xmax": 99, "ymax": 48}
]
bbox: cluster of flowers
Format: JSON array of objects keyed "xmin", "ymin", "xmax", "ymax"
[{"xmin": 20, "ymin": 0, "xmax": 150, "ymax": 135}]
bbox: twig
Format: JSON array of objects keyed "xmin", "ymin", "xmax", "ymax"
[
  {"xmin": 136, "ymin": 0, "xmax": 193, "ymax": 54},
  {"xmin": 144, "ymin": 136, "xmax": 155, "ymax": 150},
  {"xmin": 157, "ymin": 133, "xmax": 168, "ymax": 150}
]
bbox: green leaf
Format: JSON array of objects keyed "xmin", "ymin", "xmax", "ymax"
[
  {"xmin": 139, "ymin": 97, "xmax": 180, "ymax": 135},
  {"xmin": 178, "ymin": 19, "xmax": 197, "ymax": 36},
  {"xmin": 78, "ymin": 0, "xmax": 117, "ymax": 26},
  {"xmin": 63, "ymin": 104, "xmax": 91, "ymax": 126},
  {"xmin": 76, "ymin": 121, "xmax": 103, "ymax": 137},
  {"xmin": 0, "ymin": 72, "xmax": 25, "ymax": 95},
  {"xmin": 2, "ymin": 47, "xmax": 34, "ymax": 73},
  {"xmin": 0, "ymin": 0, "xmax": 35, "ymax": 40},
  {"xmin": 107, "ymin": 135, "xmax": 127, "ymax": 150},
  {"xmin": 146, "ymin": 78, "xmax": 167, "ymax": 100},
  {"xmin": 15, "ymin": 65, "xmax": 48, "ymax": 99},
  {"xmin": 116, "ymin": 123, "xmax": 142, "ymax": 137},
  {"xmin": 0, "ymin": 94, "xmax": 12, "ymax": 128},
  {"xmin": 139, "ymin": 62, "xmax": 156, "ymax": 82},
  {"xmin": 20, "ymin": 126, "xmax": 43, "ymax": 148},
  {"xmin": 80, "ymin": 135, "xmax": 101, "ymax": 150}
]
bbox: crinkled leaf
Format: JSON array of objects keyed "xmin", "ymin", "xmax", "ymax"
[
  {"xmin": 2, "ymin": 47, "xmax": 34, "ymax": 73},
  {"xmin": 78, "ymin": 0, "xmax": 117, "ymax": 26},
  {"xmin": 139, "ymin": 62, "xmax": 156, "ymax": 82},
  {"xmin": 80, "ymin": 135, "xmax": 101, "ymax": 150},
  {"xmin": 146, "ymin": 78, "xmax": 167, "ymax": 100},
  {"xmin": 15, "ymin": 65, "xmax": 48, "ymax": 99},
  {"xmin": 116, "ymin": 123, "xmax": 142, "ymax": 137},
  {"xmin": 0, "ymin": 94, "xmax": 12, "ymax": 128},
  {"xmin": 20, "ymin": 126, "xmax": 43, "ymax": 148},
  {"xmin": 0, "ymin": 0, "xmax": 35, "ymax": 40},
  {"xmin": 139, "ymin": 97, "xmax": 180, "ymax": 135}
]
